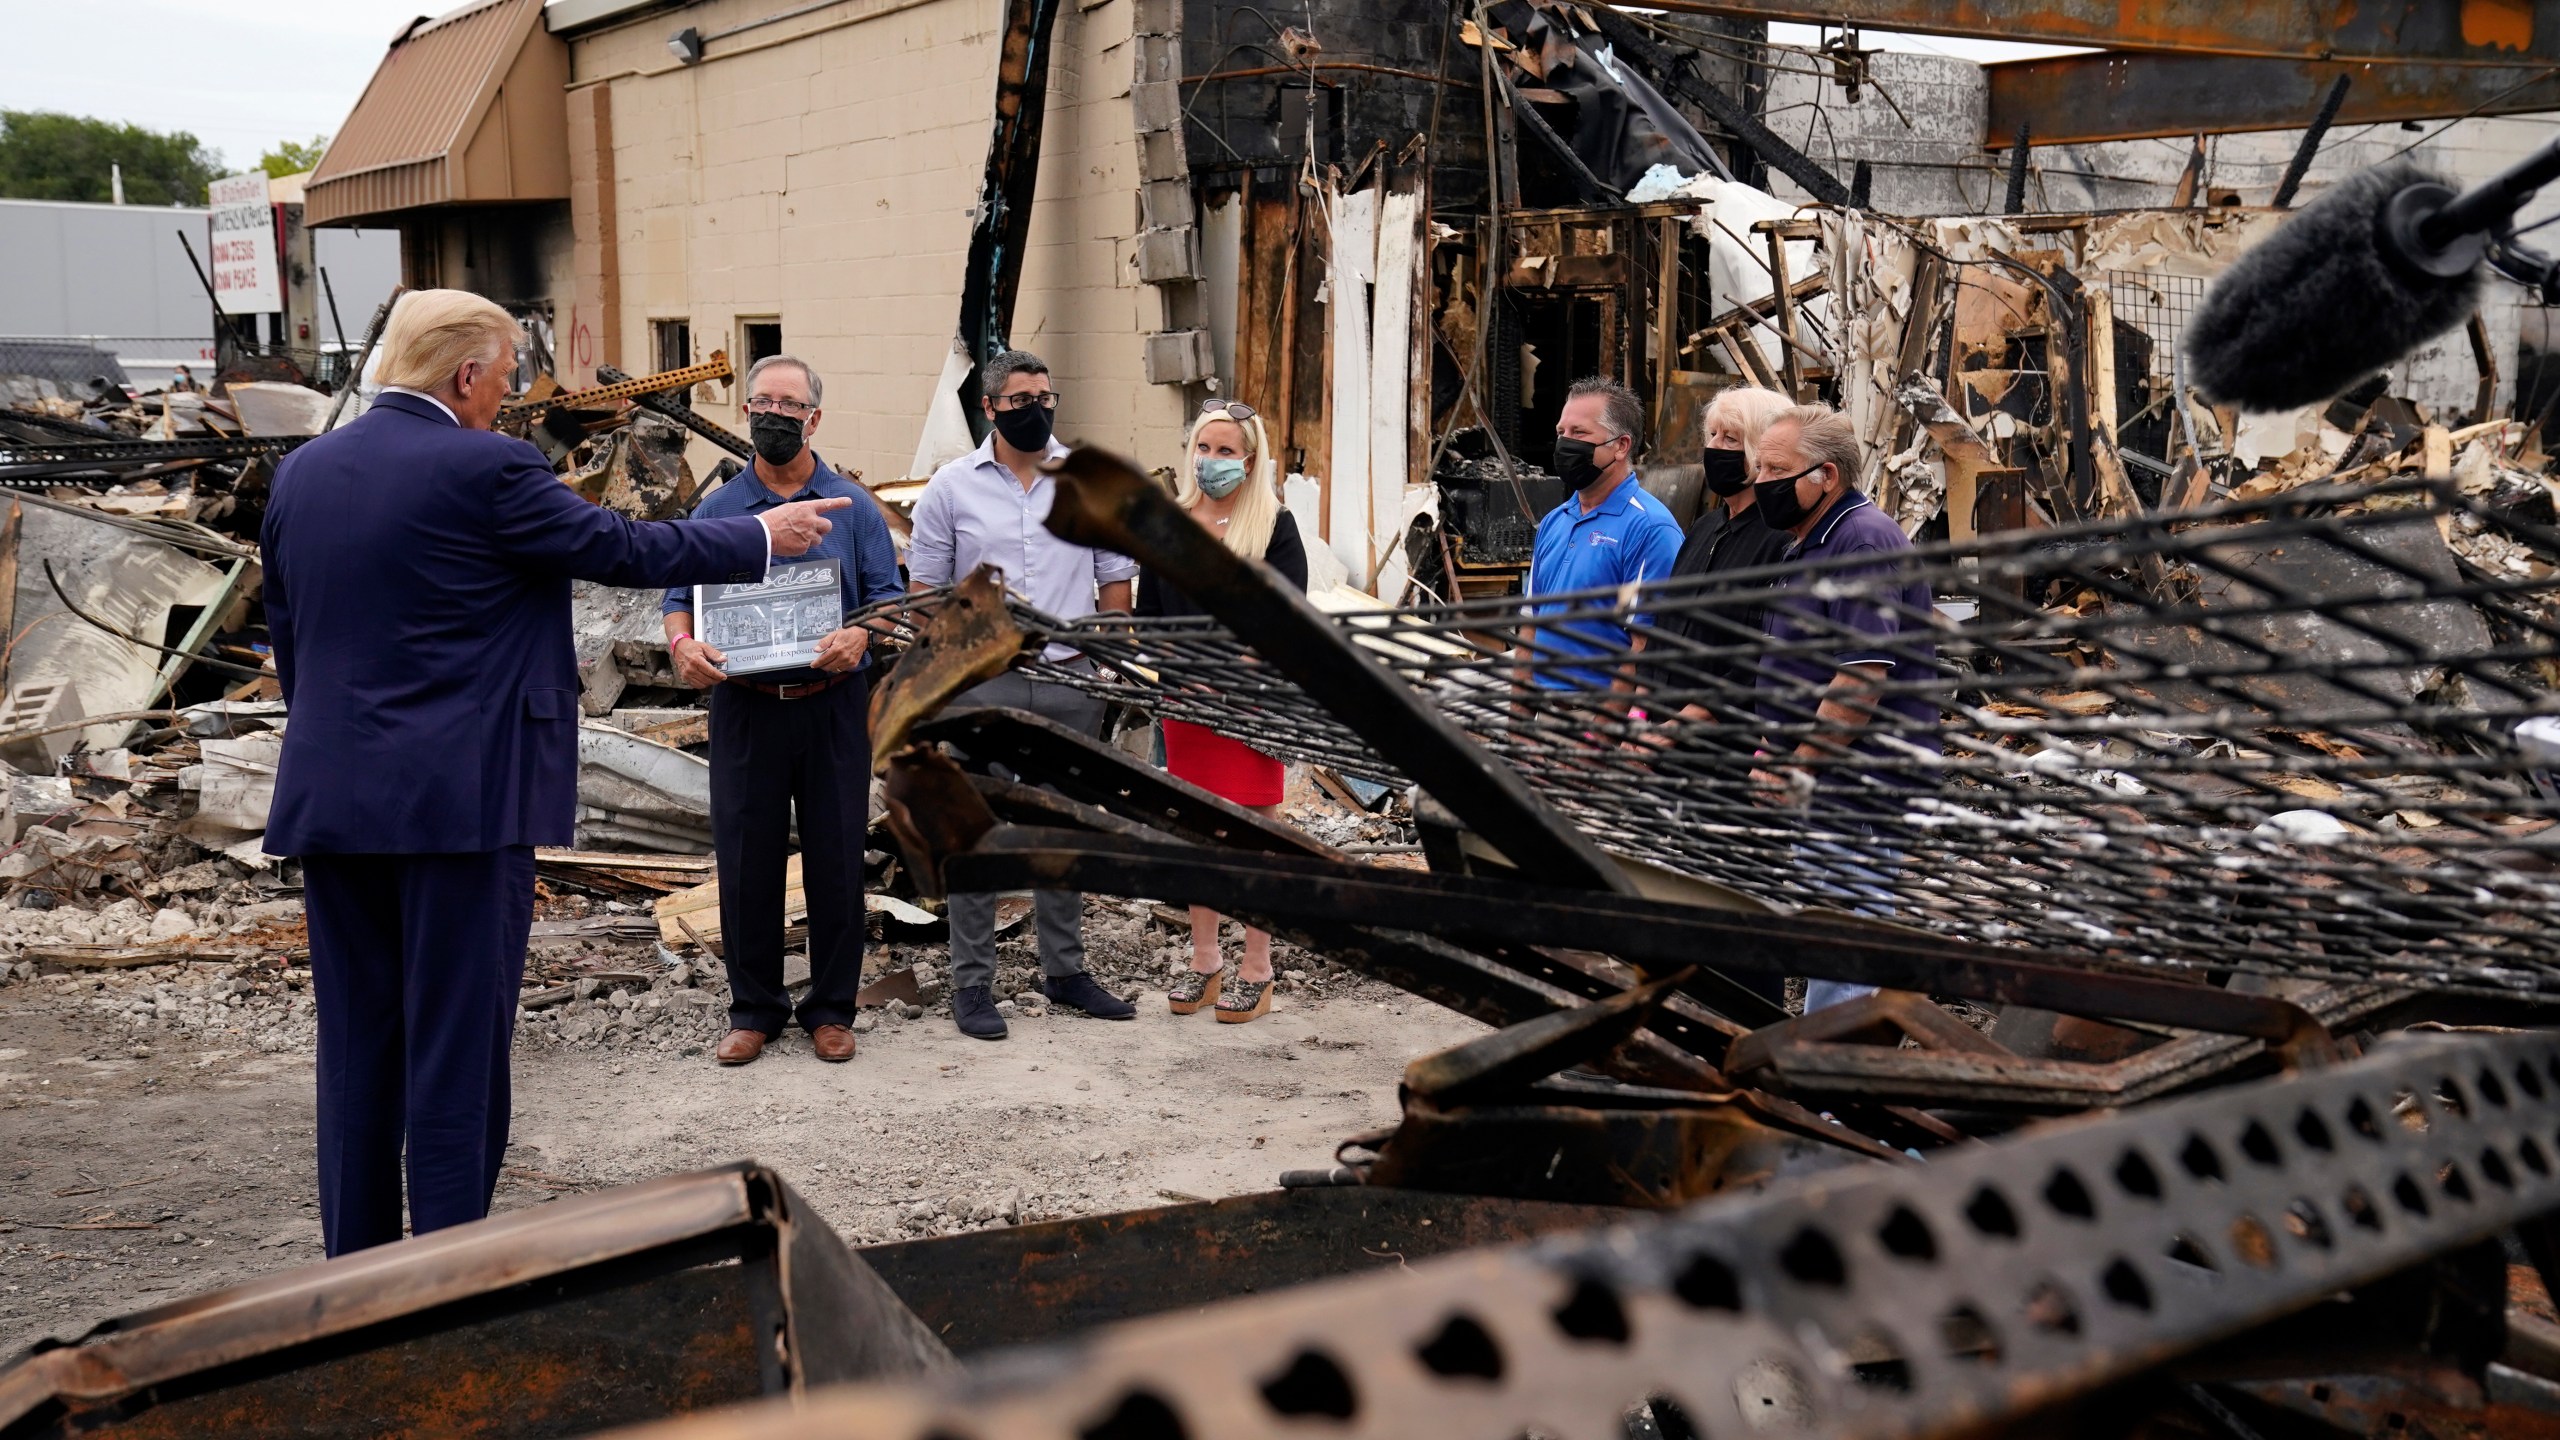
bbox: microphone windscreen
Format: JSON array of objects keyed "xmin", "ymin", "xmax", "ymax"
[{"xmin": 2184, "ymin": 161, "xmax": 2482, "ymax": 413}]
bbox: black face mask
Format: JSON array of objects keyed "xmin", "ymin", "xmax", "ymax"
[
  {"xmin": 1753, "ymin": 462, "xmax": 1827, "ymax": 531},
  {"xmin": 1702, "ymin": 446, "xmax": 1750, "ymax": 497},
  {"xmin": 749, "ymin": 411, "xmax": 806, "ymax": 466},
  {"xmin": 1553, "ymin": 435, "xmax": 1616, "ymax": 491},
  {"xmin": 990, "ymin": 402, "xmax": 1055, "ymax": 453}
]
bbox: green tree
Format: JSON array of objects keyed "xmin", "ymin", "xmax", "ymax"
[
  {"xmin": 259, "ymin": 135, "xmax": 328, "ymax": 179},
  {"xmin": 0, "ymin": 111, "xmax": 221, "ymax": 204}
]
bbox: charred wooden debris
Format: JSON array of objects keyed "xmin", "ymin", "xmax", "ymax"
[
  {"xmin": 20, "ymin": 437, "xmax": 2560, "ymax": 1438},
  {"xmin": 22, "ymin": 5, "xmax": 2560, "ymax": 1435},
  {"xmin": 0, "ymin": 339, "xmax": 807, "ymax": 909}
]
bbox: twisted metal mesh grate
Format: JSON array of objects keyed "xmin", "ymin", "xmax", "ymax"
[{"xmin": 874, "ymin": 478, "xmax": 2560, "ymax": 997}]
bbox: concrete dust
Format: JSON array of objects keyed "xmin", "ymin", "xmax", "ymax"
[{"xmin": 0, "ymin": 896, "xmax": 1482, "ymax": 1354}]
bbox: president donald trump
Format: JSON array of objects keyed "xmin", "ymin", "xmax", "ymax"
[{"xmin": 261, "ymin": 290, "xmax": 849, "ymax": 1255}]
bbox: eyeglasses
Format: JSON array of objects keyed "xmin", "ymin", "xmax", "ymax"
[
  {"xmin": 1199, "ymin": 399, "xmax": 1258, "ymax": 422},
  {"xmin": 991, "ymin": 391, "xmax": 1060, "ymax": 412},
  {"xmin": 745, "ymin": 396, "xmax": 816, "ymax": 418}
]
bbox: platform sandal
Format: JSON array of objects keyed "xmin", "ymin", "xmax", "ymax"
[
  {"xmin": 1214, "ymin": 977, "xmax": 1272, "ymax": 1024},
  {"xmin": 1169, "ymin": 968, "xmax": 1223, "ymax": 1015}
]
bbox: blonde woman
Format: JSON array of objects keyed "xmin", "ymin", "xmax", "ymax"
[{"xmin": 1136, "ymin": 399, "xmax": 1307, "ymax": 1023}]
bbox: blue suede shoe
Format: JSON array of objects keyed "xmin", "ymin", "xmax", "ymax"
[
  {"xmin": 1044, "ymin": 972, "xmax": 1136, "ymax": 1020},
  {"xmin": 953, "ymin": 984, "xmax": 1009, "ymax": 1040}
]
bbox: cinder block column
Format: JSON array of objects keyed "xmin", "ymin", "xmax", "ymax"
[{"xmin": 1131, "ymin": 0, "xmax": 1208, "ymax": 385}]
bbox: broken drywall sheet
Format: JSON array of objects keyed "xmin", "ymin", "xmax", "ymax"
[
  {"xmin": 1327, "ymin": 183, "xmax": 1380, "ymax": 587},
  {"xmin": 577, "ymin": 721, "xmax": 713, "ymax": 853},
  {"xmin": 2231, "ymin": 407, "xmax": 2322, "ymax": 470},
  {"xmin": 1368, "ymin": 187, "xmax": 1422, "ymax": 584},
  {"xmin": 1370, "ymin": 482, "xmax": 1443, "ymax": 608},
  {"xmin": 1829, "ymin": 210, "xmax": 1921, "ymax": 494},
  {"xmin": 2080, "ymin": 210, "xmax": 2284, "ymax": 279},
  {"xmin": 225, "ymin": 382, "xmax": 334, "ymax": 437},
  {"xmin": 1670, "ymin": 176, "xmax": 1821, "ymax": 375},
  {"xmin": 906, "ymin": 340, "xmax": 981, "ymax": 483},
  {"xmin": 9, "ymin": 515, "xmax": 231, "ymax": 752}
]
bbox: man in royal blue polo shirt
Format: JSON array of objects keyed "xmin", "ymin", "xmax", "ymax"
[
  {"xmin": 1748, "ymin": 404, "xmax": 1940, "ymax": 1010},
  {"xmin": 1522, "ymin": 377, "xmax": 1683, "ymax": 688},
  {"xmin": 662, "ymin": 355, "xmax": 904, "ymax": 1066}
]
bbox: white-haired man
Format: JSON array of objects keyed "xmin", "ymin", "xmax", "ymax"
[{"xmin": 262, "ymin": 290, "xmax": 849, "ymax": 1255}]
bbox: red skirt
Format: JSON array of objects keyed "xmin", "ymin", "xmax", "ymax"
[{"xmin": 1163, "ymin": 717, "xmax": 1285, "ymax": 806}]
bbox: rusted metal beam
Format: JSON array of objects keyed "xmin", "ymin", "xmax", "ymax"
[
  {"xmin": 857, "ymin": 1188, "xmax": 1631, "ymax": 1354},
  {"xmin": 1043, "ymin": 447, "xmax": 1637, "ymax": 895},
  {"xmin": 866, "ymin": 567, "xmax": 1028, "ymax": 766},
  {"xmin": 912, "ymin": 706, "xmax": 1344, "ymax": 860},
  {"xmin": 595, "ymin": 1030, "xmax": 2560, "ymax": 1440},
  {"xmin": 939, "ymin": 823, "xmax": 2337, "ymax": 1055},
  {"xmin": 1986, "ymin": 55, "xmax": 2560, "ymax": 148},
  {"xmin": 1583, "ymin": 2, "xmax": 1853, "ymax": 206},
  {"xmin": 1725, "ymin": 985, "xmax": 2406, "ymax": 1112},
  {"xmin": 1625, "ymin": 0, "xmax": 2560, "ymax": 66},
  {"xmin": 955, "ymin": 0, "xmax": 1064, "ymax": 396},
  {"xmin": 878, "ymin": 744, "xmax": 1754, "ymax": 1097},
  {"xmin": 493, "ymin": 351, "xmax": 732, "ymax": 422},
  {"xmin": 0, "ymin": 1164, "xmax": 950, "ymax": 1437}
]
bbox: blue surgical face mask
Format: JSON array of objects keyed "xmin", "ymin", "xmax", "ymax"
[{"xmin": 1196, "ymin": 456, "xmax": 1248, "ymax": 498}]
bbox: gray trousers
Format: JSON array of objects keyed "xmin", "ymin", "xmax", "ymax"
[{"xmin": 946, "ymin": 664, "xmax": 1107, "ymax": 991}]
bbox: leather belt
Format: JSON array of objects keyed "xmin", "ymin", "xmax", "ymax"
[{"xmin": 726, "ymin": 672, "xmax": 857, "ymax": 700}]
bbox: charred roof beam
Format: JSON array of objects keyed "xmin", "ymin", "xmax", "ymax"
[
  {"xmin": 1621, "ymin": 0, "xmax": 2560, "ymax": 67},
  {"xmin": 1584, "ymin": 2, "xmax": 1851, "ymax": 206},
  {"xmin": 1986, "ymin": 54, "xmax": 2560, "ymax": 148}
]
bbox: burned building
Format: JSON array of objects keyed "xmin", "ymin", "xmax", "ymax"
[{"xmin": 291, "ymin": 0, "xmax": 2560, "ymax": 610}]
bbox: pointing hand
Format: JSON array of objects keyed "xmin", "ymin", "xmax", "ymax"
[{"xmin": 760, "ymin": 496, "xmax": 855, "ymax": 557}]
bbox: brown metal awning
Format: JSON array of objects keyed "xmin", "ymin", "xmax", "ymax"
[{"xmin": 302, "ymin": 0, "xmax": 569, "ymax": 227}]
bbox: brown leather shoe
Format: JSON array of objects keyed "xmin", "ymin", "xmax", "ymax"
[
  {"xmin": 810, "ymin": 1024, "xmax": 857, "ymax": 1062},
  {"xmin": 714, "ymin": 1029, "xmax": 768, "ymax": 1066}
]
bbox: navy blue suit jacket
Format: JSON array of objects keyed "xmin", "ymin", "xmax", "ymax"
[{"xmin": 261, "ymin": 392, "xmax": 769, "ymax": 855}]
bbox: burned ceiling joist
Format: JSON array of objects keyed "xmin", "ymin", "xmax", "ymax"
[
  {"xmin": 1986, "ymin": 53, "xmax": 2560, "ymax": 147},
  {"xmin": 1618, "ymin": 0, "xmax": 2560, "ymax": 67}
]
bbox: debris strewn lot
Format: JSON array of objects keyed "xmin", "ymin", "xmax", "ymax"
[{"xmin": 0, "ymin": 894, "xmax": 1476, "ymax": 1353}]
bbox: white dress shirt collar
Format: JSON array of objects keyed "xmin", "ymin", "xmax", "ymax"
[{"xmin": 379, "ymin": 386, "xmax": 459, "ymax": 425}]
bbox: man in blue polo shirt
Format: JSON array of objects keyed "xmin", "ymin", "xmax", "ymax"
[
  {"xmin": 1522, "ymin": 377, "xmax": 1683, "ymax": 689},
  {"xmin": 1748, "ymin": 404, "xmax": 1940, "ymax": 1010},
  {"xmin": 662, "ymin": 355, "xmax": 904, "ymax": 1066}
]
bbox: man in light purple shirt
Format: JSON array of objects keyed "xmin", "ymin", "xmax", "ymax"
[{"xmin": 908, "ymin": 349, "xmax": 1139, "ymax": 1039}]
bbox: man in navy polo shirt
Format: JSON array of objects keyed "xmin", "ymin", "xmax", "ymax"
[
  {"xmin": 1522, "ymin": 377, "xmax": 1683, "ymax": 689},
  {"xmin": 1748, "ymin": 404, "xmax": 1940, "ymax": 1010},
  {"xmin": 663, "ymin": 355, "xmax": 904, "ymax": 1066}
]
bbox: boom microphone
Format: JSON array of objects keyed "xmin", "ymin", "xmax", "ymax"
[{"xmin": 2185, "ymin": 162, "xmax": 2483, "ymax": 413}]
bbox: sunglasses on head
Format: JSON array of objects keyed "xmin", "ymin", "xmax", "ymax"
[{"xmin": 1198, "ymin": 399, "xmax": 1258, "ymax": 423}]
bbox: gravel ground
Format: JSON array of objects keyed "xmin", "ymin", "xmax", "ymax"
[{"xmin": 0, "ymin": 892, "xmax": 1480, "ymax": 1355}]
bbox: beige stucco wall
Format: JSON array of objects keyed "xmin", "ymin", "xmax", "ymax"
[{"xmin": 565, "ymin": 0, "xmax": 1190, "ymax": 484}]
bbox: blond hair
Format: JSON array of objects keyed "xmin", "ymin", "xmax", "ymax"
[
  {"xmin": 1703, "ymin": 385, "xmax": 1792, "ymax": 469},
  {"xmin": 1171, "ymin": 404, "xmax": 1280, "ymax": 559},
  {"xmin": 375, "ymin": 289, "xmax": 520, "ymax": 392},
  {"xmin": 1764, "ymin": 405, "xmax": 1865, "ymax": 492}
]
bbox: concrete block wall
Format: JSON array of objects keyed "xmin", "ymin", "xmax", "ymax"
[
  {"xmin": 564, "ymin": 0, "xmax": 1185, "ymax": 485},
  {"xmin": 1760, "ymin": 50, "xmax": 1990, "ymax": 216}
]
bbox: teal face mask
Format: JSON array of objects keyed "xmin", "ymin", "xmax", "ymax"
[{"xmin": 1196, "ymin": 456, "xmax": 1248, "ymax": 498}]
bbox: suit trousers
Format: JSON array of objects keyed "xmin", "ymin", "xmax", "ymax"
[
  {"xmin": 710, "ymin": 672, "xmax": 872, "ymax": 1035},
  {"xmin": 303, "ymin": 846, "xmax": 536, "ymax": 1257},
  {"xmin": 945, "ymin": 664, "xmax": 1105, "ymax": 992}
]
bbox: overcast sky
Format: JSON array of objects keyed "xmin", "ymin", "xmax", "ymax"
[
  {"xmin": 0, "ymin": 0, "xmax": 436, "ymax": 175},
  {"xmin": 0, "ymin": 0, "xmax": 2073, "ymax": 178}
]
